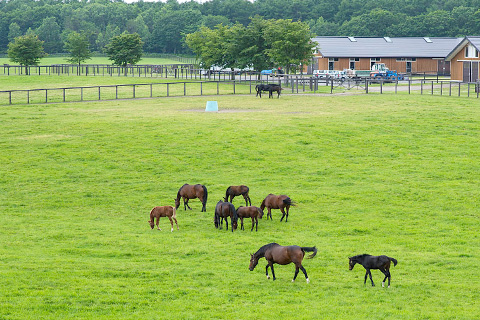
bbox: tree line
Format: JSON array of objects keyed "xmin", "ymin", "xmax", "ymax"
[{"xmin": 1, "ymin": 0, "xmax": 480, "ymax": 55}]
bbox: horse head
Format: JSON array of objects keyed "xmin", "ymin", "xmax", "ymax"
[
  {"xmin": 348, "ymin": 257, "xmax": 357, "ymax": 270},
  {"xmin": 174, "ymin": 198, "xmax": 180, "ymax": 209},
  {"xmin": 148, "ymin": 220, "xmax": 155, "ymax": 229},
  {"xmin": 249, "ymin": 254, "xmax": 259, "ymax": 271},
  {"xmin": 257, "ymin": 207, "xmax": 264, "ymax": 219}
]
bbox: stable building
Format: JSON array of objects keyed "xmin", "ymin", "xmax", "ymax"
[
  {"xmin": 445, "ymin": 36, "xmax": 480, "ymax": 82},
  {"xmin": 310, "ymin": 36, "xmax": 462, "ymax": 75}
]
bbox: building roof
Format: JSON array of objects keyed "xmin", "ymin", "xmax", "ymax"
[
  {"xmin": 313, "ymin": 37, "xmax": 463, "ymax": 58},
  {"xmin": 445, "ymin": 36, "xmax": 480, "ymax": 61}
]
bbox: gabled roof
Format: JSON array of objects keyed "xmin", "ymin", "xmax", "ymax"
[
  {"xmin": 445, "ymin": 36, "xmax": 480, "ymax": 61},
  {"xmin": 313, "ymin": 36, "xmax": 462, "ymax": 58}
]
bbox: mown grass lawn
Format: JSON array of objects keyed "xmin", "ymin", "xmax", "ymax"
[{"xmin": 0, "ymin": 93, "xmax": 479, "ymax": 319}]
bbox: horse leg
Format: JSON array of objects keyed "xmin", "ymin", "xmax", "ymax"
[
  {"xmin": 285, "ymin": 205, "xmax": 290, "ymax": 222},
  {"xmin": 279, "ymin": 207, "xmax": 286, "ymax": 222},
  {"xmin": 173, "ymin": 217, "xmax": 179, "ymax": 230},
  {"xmin": 168, "ymin": 216, "xmax": 174, "ymax": 232},
  {"xmin": 156, "ymin": 217, "xmax": 161, "ymax": 231},
  {"xmin": 265, "ymin": 264, "xmax": 270, "ymax": 279},
  {"xmin": 240, "ymin": 217, "xmax": 244, "ymax": 230},
  {"xmin": 292, "ymin": 266, "xmax": 300, "ymax": 282},
  {"xmin": 243, "ymin": 194, "xmax": 249, "ymax": 206},
  {"xmin": 250, "ymin": 217, "xmax": 255, "ymax": 232},
  {"xmin": 365, "ymin": 269, "xmax": 374, "ymax": 286},
  {"xmin": 225, "ymin": 218, "xmax": 229, "ymax": 231},
  {"xmin": 267, "ymin": 208, "xmax": 272, "ymax": 220},
  {"xmin": 300, "ymin": 265, "xmax": 310, "ymax": 283},
  {"xmin": 270, "ymin": 263, "xmax": 276, "ymax": 280}
]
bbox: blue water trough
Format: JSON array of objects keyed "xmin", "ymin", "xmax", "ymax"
[{"xmin": 205, "ymin": 101, "xmax": 218, "ymax": 112}]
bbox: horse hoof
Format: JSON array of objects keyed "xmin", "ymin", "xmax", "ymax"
[
  {"xmin": 266, "ymin": 276, "xmax": 270, "ymax": 279},
  {"xmin": 292, "ymin": 279, "xmax": 295, "ymax": 283},
  {"xmin": 306, "ymin": 278, "xmax": 310, "ymax": 284},
  {"xmin": 382, "ymin": 282, "xmax": 385, "ymax": 287}
]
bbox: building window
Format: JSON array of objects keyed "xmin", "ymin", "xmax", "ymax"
[
  {"xmin": 466, "ymin": 44, "xmax": 479, "ymax": 58},
  {"xmin": 349, "ymin": 58, "xmax": 360, "ymax": 70},
  {"xmin": 370, "ymin": 58, "xmax": 381, "ymax": 68},
  {"xmin": 328, "ymin": 58, "xmax": 338, "ymax": 70}
]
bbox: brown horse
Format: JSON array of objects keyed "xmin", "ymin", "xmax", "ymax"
[
  {"xmin": 249, "ymin": 243, "xmax": 317, "ymax": 283},
  {"xmin": 175, "ymin": 183, "xmax": 208, "ymax": 212},
  {"xmin": 148, "ymin": 206, "xmax": 179, "ymax": 232},
  {"xmin": 214, "ymin": 200, "xmax": 238, "ymax": 232},
  {"xmin": 224, "ymin": 185, "xmax": 251, "ymax": 206},
  {"xmin": 260, "ymin": 194, "xmax": 294, "ymax": 222},
  {"xmin": 236, "ymin": 206, "xmax": 263, "ymax": 231}
]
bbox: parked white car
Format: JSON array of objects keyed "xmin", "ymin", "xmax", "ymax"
[{"xmin": 313, "ymin": 70, "xmax": 345, "ymax": 79}]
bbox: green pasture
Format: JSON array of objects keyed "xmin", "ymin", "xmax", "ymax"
[{"xmin": 0, "ymin": 92, "xmax": 479, "ymax": 319}]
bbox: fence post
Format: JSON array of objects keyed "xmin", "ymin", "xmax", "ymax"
[
  {"xmin": 150, "ymin": 84, "xmax": 153, "ymax": 98},
  {"xmin": 458, "ymin": 83, "xmax": 461, "ymax": 97},
  {"xmin": 184, "ymin": 83, "xmax": 186, "ymax": 96},
  {"xmin": 167, "ymin": 83, "xmax": 169, "ymax": 97},
  {"xmin": 9, "ymin": 91, "xmax": 11, "ymax": 104},
  {"xmin": 63, "ymin": 88, "xmax": 65, "ymax": 102},
  {"xmin": 98, "ymin": 87, "xmax": 101, "ymax": 100},
  {"xmin": 431, "ymin": 81, "xmax": 434, "ymax": 95},
  {"xmin": 440, "ymin": 81, "xmax": 443, "ymax": 96},
  {"xmin": 116, "ymin": 86, "xmax": 118, "ymax": 99},
  {"xmin": 217, "ymin": 82, "xmax": 219, "ymax": 95},
  {"xmin": 133, "ymin": 85, "xmax": 136, "ymax": 98},
  {"xmin": 201, "ymin": 82, "xmax": 203, "ymax": 95},
  {"xmin": 27, "ymin": 90, "xmax": 29, "ymax": 104},
  {"xmin": 45, "ymin": 89, "xmax": 48, "ymax": 103},
  {"xmin": 421, "ymin": 80, "xmax": 423, "ymax": 95},
  {"xmin": 468, "ymin": 83, "xmax": 470, "ymax": 97},
  {"xmin": 365, "ymin": 79, "xmax": 368, "ymax": 94},
  {"xmin": 81, "ymin": 88, "xmax": 83, "ymax": 101},
  {"xmin": 449, "ymin": 82, "xmax": 452, "ymax": 96},
  {"xmin": 233, "ymin": 81, "xmax": 235, "ymax": 94},
  {"xmin": 330, "ymin": 77, "xmax": 333, "ymax": 93}
]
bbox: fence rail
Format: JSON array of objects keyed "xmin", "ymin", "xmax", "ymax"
[{"xmin": 0, "ymin": 76, "xmax": 478, "ymax": 106}]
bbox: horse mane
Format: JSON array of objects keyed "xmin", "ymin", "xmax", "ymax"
[
  {"xmin": 352, "ymin": 254, "xmax": 371, "ymax": 261},
  {"xmin": 177, "ymin": 183, "xmax": 188, "ymax": 199},
  {"xmin": 254, "ymin": 243, "xmax": 279, "ymax": 259}
]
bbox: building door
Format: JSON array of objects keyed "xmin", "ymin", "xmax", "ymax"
[
  {"xmin": 472, "ymin": 62, "xmax": 479, "ymax": 82},
  {"xmin": 406, "ymin": 61, "xmax": 412, "ymax": 73},
  {"xmin": 463, "ymin": 61, "xmax": 471, "ymax": 82},
  {"xmin": 437, "ymin": 60, "xmax": 450, "ymax": 76}
]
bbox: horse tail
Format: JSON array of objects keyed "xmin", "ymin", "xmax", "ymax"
[
  {"xmin": 389, "ymin": 257, "xmax": 398, "ymax": 266},
  {"xmin": 283, "ymin": 197, "xmax": 295, "ymax": 206},
  {"xmin": 301, "ymin": 246, "xmax": 317, "ymax": 259},
  {"xmin": 225, "ymin": 187, "xmax": 230, "ymax": 201},
  {"xmin": 202, "ymin": 185, "xmax": 208, "ymax": 206}
]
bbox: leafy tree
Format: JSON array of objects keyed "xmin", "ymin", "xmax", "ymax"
[
  {"xmin": 96, "ymin": 24, "xmax": 121, "ymax": 52},
  {"xmin": 36, "ymin": 17, "xmax": 62, "ymax": 53},
  {"xmin": 8, "ymin": 22, "xmax": 22, "ymax": 44},
  {"xmin": 105, "ymin": 32, "xmax": 143, "ymax": 68},
  {"xmin": 264, "ymin": 19, "xmax": 315, "ymax": 73},
  {"xmin": 7, "ymin": 34, "xmax": 46, "ymax": 75},
  {"xmin": 308, "ymin": 17, "xmax": 340, "ymax": 36},
  {"xmin": 64, "ymin": 31, "xmax": 91, "ymax": 70}
]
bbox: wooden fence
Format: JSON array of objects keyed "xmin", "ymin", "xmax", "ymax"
[{"xmin": 0, "ymin": 76, "xmax": 478, "ymax": 105}]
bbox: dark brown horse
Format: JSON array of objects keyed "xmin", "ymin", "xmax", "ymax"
[
  {"xmin": 249, "ymin": 243, "xmax": 317, "ymax": 283},
  {"xmin": 214, "ymin": 200, "xmax": 238, "ymax": 232},
  {"xmin": 236, "ymin": 206, "xmax": 263, "ymax": 231},
  {"xmin": 260, "ymin": 194, "xmax": 294, "ymax": 222},
  {"xmin": 224, "ymin": 185, "xmax": 251, "ymax": 206},
  {"xmin": 349, "ymin": 254, "xmax": 398, "ymax": 288},
  {"xmin": 148, "ymin": 206, "xmax": 179, "ymax": 232},
  {"xmin": 175, "ymin": 184, "xmax": 208, "ymax": 212}
]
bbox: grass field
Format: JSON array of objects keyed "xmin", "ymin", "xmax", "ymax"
[{"xmin": 0, "ymin": 91, "xmax": 479, "ymax": 319}]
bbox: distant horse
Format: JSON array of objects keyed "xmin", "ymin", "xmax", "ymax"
[
  {"xmin": 224, "ymin": 185, "xmax": 251, "ymax": 206},
  {"xmin": 175, "ymin": 184, "xmax": 208, "ymax": 212},
  {"xmin": 148, "ymin": 206, "xmax": 179, "ymax": 232},
  {"xmin": 260, "ymin": 194, "xmax": 294, "ymax": 222},
  {"xmin": 268, "ymin": 84, "xmax": 282, "ymax": 98},
  {"xmin": 249, "ymin": 243, "xmax": 317, "ymax": 283},
  {"xmin": 236, "ymin": 206, "xmax": 263, "ymax": 231},
  {"xmin": 214, "ymin": 200, "xmax": 238, "ymax": 232},
  {"xmin": 255, "ymin": 84, "xmax": 271, "ymax": 98},
  {"xmin": 349, "ymin": 254, "xmax": 398, "ymax": 287}
]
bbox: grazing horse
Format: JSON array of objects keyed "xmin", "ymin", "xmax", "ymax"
[
  {"xmin": 148, "ymin": 206, "xmax": 179, "ymax": 232},
  {"xmin": 224, "ymin": 185, "xmax": 251, "ymax": 206},
  {"xmin": 214, "ymin": 200, "xmax": 238, "ymax": 232},
  {"xmin": 236, "ymin": 206, "xmax": 263, "ymax": 231},
  {"xmin": 255, "ymin": 84, "xmax": 271, "ymax": 98},
  {"xmin": 175, "ymin": 184, "xmax": 208, "ymax": 212},
  {"xmin": 260, "ymin": 194, "xmax": 294, "ymax": 222},
  {"xmin": 349, "ymin": 254, "xmax": 398, "ymax": 287},
  {"xmin": 249, "ymin": 243, "xmax": 317, "ymax": 283},
  {"xmin": 268, "ymin": 84, "xmax": 282, "ymax": 98}
]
